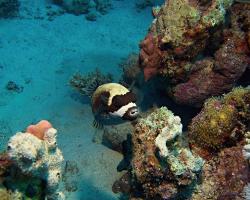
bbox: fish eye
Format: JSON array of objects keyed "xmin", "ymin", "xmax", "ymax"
[
  {"xmin": 129, "ymin": 108, "xmax": 139, "ymax": 117},
  {"xmin": 131, "ymin": 110, "xmax": 136, "ymax": 115}
]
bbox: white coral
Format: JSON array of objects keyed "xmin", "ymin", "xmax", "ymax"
[
  {"xmin": 243, "ymin": 183, "xmax": 250, "ymax": 200},
  {"xmin": 8, "ymin": 132, "xmax": 45, "ymax": 175},
  {"xmin": 243, "ymin": 131, "xmax": 250, "ymax": 161},
  {"xmin": 155, "ymin": 115, "xmax": 182, "ymax": 157},
  {"xmin": 7, "ymin": 128, "xmax": 64, "ymax": 200}
]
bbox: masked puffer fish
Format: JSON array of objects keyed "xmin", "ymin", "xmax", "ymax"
[{"xmin": 91, "ymin": 83, "xmax": 139, "ymax": 128}]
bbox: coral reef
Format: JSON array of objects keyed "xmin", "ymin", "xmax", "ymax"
[
  {"xmin": 0, "ymin": 0, "xmax": 19, "ymax": 18},
  {"xmin": 130, "ymin": 107, "xmax": 204, "ymax": 199},
  {"xmin": 189, "ymin": 87, "xmax": 250, "ymax": 154},
  {"xmin": 139, "ymin": 0, "xmax": 250, "ymax": 107},
  {"xmin": 119, "ymin": 88, "xmax": 249, "ymax": 199},
  {"xmin": 186, "ymin": 87, "xmax": 250, "ymax": 199},
  {"xmin": 191, "ymin": 144, "xmax": 250, "ymax": 200},
  {"xmin": 172, "ymin": 34, "xmax": 249, "ymax": 107},
  {"xmin": 70, "ymin": 68, "xmax": 113, "ymax": 97},
  {"xmin": 53, "ymin": 0, "xmax": 112, "ymax": 20},
  {"xmin": 7, "ymin": 121, "xmax": 65, "ymax": 200}
]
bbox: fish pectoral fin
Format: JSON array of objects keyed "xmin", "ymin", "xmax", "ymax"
[{"xmin": 93, "ymin": 119, "xmax": 104, "ymax": 129}]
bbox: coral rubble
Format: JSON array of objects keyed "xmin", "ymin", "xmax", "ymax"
[
  {"xmin": 130, "ymin": 107, "xmax": 204, "ymax": 199},
  {"xmin": 139, "ymin": 0, "xmax": 250, "ymax": 107},
  {"xmin": 0, "ymin": 0, "xmax": 19, "ymax": 18},
  {"xmin": 7, "ymin": 121, "xmax": 65, "ymax": 200},
  {"xmin": 53, "ymin": 0, "xmax": 112, "ymax": 20}
]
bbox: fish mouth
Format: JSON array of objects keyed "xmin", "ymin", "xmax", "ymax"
[{"xmin": 124, "ymin": 106, "xmax": 139, "ymax": 120}]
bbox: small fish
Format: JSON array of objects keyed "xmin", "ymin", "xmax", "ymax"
[{"xmin": 91, "ymin": 83, "xmax": 139, "ymax": 128}]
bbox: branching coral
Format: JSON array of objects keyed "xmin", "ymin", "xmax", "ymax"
[
  {"xmin": 189, "ymin": 87, "xmax": 250, "ymax": 153},
  {"xmin": 70, "ymin": 68, "xmax": 113, "ymax": 97},
  {"xmin": 130, "ymin": 107, "xmax": 204, "ymax": 199}
]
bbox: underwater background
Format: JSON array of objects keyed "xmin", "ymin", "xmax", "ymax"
[
  {"xmin": 0, "ymin": 0, "xmax": 250, "ymax": 200},
  {"xmin": 0, "ymin": 0, "xmax": 163, "ymax": 199}
]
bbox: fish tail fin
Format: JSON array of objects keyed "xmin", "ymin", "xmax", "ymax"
[{"xmin": 92, "ymin": 119, "xmax": 104, "ymax": 129}]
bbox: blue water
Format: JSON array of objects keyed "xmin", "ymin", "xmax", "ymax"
[{"xmin": 0, "ymin": 0, "xmax": 163, "ymax": 199}]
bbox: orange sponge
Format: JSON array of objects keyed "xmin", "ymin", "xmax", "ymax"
[{"xmin": 26, "ymin": 120, "xmax": 52, "ymax": 140}]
